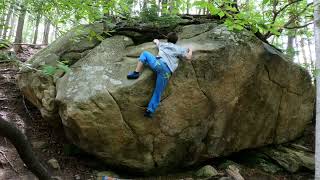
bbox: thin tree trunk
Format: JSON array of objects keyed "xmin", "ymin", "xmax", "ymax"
[
  {"xmin": 300, "ymin": 38, "xmax": 308, "ymax": 65},
  {"xmin": 157, "ymin": 0, "xmax": 160, "ymax": 15},
  {"xmin": 168, "ymin": 0, "xmax": 173, "ymax": 14},
  {"xmin": 286, "ymin": 0, "xmax": 296, "ymax": 60},
  {"xmin": 167, "ymin": 0, "xmax": 174, "ymax": 14},
  {"xmin": 33, "ymin": 14, "xmax": 41, "ymax": 44},
  {"xmin": 186, "ymin": 0, "xmax": 190, "ymax": 14},
  {"xmin": 286, "ymin": 35, "xmax": 294, "ymax": 59},
  {"xmin": 42, "ymin": 18, "xmax": 50, "ymax": 45},
  {"xmin": 307, "ymin": 38, "xmax": 313, "ymax": 63},
  {"xmin": 307, "ymin": 38, "xmax": 314, "ymax": 73},
  {"xmin": 22, "ymin": 13, "xmax": 29, "ymax": 43},
  {"xmin": 294, "ymin": 37, "xmax": 300, "ymax": 64},
  {"xmin": 55, "ymin": 26, "xmax": 59, "ymax": 39},
  {"xmin": 14, "ymin": 6, "xmax": 26, "ymax": 53},
  {"xmin": 49, "ymin": 25, "xmax": 55, "ymax": 43},
  {"xmin": 197, "ymin": 8, "xmax": 201, "ymax": 15},
  {"xmin": 9, "ymin": 9, "xmax": 16, "ymax": 41},
  {"xmin": 2, "ymin": 3, "xmax": 14, "ymax": 39},
  {"xmin": 143, "ymin": 0, "xmax": 148, "ymax": 10},
  {"xmin": 0, "ymin": 8, "xmax": 7, "ymax": 37},
  {"xmin": 314, "ymin": 0, "xmax": 320, "ymax": 176}
]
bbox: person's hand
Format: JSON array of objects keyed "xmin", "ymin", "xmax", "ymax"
[
  {"xmin": 186, "ymin": 48, "xmax": 193, "ymax": 60},
  {"xmin": 153, "ymin": 39, "xmax": 160, "ymax": 45}
]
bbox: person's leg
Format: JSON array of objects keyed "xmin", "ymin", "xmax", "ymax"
[
  {"xmin": 135, "ymin": 61, "xmax": 144, "ymax": 72},
  {"xmin": 138, "ymin": 51, "xmax": 157, "ymax": 70},
  {"xmin": 127, "ymin": 51, "xmax": 157, "ymax": 79},
  {"xmin": 145, "ymin": 61, "xmax": 171, "ymax": 116}
]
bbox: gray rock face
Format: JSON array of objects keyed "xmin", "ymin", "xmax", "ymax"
[{"xmin": 17, "ymin": 22, "xmax": 315, "ymax": 173}]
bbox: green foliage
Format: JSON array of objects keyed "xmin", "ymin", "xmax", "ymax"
[
  {"xmin": 285, "ymin": 47, "xmax": 296, "ymax": 58},
  {"xmin": 0, "ymin": 39, "xmax": 11, "ymax": 49},
  {"xmin": 140, "ymin": 2, "xmax": 159, "ymax": 22},
  {"xmin": 0, "ymin": 0, "xmax": 314, "ymax": 64},
  {"xmin": 300, "ymin": 62, "xmax": 318, "ymax": 79},
  {"xmin": 41, "ymin": 61, "xmax": 70, "ymax": 76},
  {"xmin": 194, "ymin": 0, "xmax": 313, "ymax": 39}
]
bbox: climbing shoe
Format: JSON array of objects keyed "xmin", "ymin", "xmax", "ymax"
[
  {"xmin": 127, "ymin": 71, "xmax": 140, "ymax": 79},
  {"xmin": 144, "ymin": 109, "xmax": 153, "ymax": 118}
]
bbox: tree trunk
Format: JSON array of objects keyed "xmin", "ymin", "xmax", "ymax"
[
  {"xmin": 49, "ymin": 24, "xmax": 55, "ymax": 43},
  {"xmin": 33, "ymin": 14, "xmax": 41, "ymax": 44},
  {"xmin": 0, "ymin": 8, "xmax": 7, "ymax": 37},
  {"xmin": 42, "ymin": 18, "xmax": 50, "ymax": 45},
  {"xmin": 14, "ymin": 6, "xmax": 26, "ymax": 53},
  {"xmin": 168, "ymin": 0, "xmax": 173, "ymax": 13},
  {"xmin": 0, "ymin": 117, "xmax": 51, "ymax": 180},
  {"xmin": 55, "ymin": 27, "xmax": 59, "ymax": 39},
  {"xmin": 307, "ymin": 38, "xmax": 313, "ymax": 62},
  {"xmin": 294, "ymin": 37, "xmax": 300, "ymax": 64},
  {"xmin": 285, "ymin": 0, "xmax": 297, "ymax": 59},
  {"xmin": 197, "ymin": 8, "xmax": 202, "ymax": 15},
  {"xmin": 186, "ymin": 0, "xmax": 190, "ymax": 14},
  {"xmin": 307, "ymin": 38, "xmax": 314, "ymax": 73},
  {"xmin": 143, "ymin": 0, "xmax": 148, "ymax": 10},
  {"xmin": 300, "ymin": 38, "xmax": 308, "ymax": 66},
  {"xmin": 314, "ymin": 0, "xmax": 320, "ymax": 176},
  {"xmin": 286, "ymin": 35, "xmax": 294, "ymax": 59},
  {"xmin": 9, "ymin": 9, "xmax": 16, "ymax": 41},
  {"xmin": 2, "ymin": 3, "xmax": 14, "ymax": 39},
  {"xmin": 22, "ymin": 13, "xmax": 29, "ymax": 43}
]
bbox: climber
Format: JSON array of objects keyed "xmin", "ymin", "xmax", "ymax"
[{"xmin": 127, "ymin": 32, "xmax": 193, "ymax": 118}]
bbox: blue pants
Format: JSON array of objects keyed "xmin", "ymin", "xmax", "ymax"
[{"xmin": 139, "ymin": 51, "xmax": 171, "ymax": 113}]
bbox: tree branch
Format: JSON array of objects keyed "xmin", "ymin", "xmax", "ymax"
[
  {"xmin": 264, "ymin": 2, "xmax": 313, "ymax": 39},
  {"xmin": 284, "ymin": 21, "xmax": 314, "ymax": 29},
  {"xmin": 266, "ymin": 0, "xmax": 303, "ymax": 38},
  {"xmin": 277, "ymin": 0, "xmax": 303, "ymax": 16},
  {"xmin": 283, "ymin": 2, "xmax": 313, "ymax": 27}
]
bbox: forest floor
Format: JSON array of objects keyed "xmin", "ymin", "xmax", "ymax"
[
  {"xmin": 0, "ymin": 46, "xmax": 315, "ymax": 180},
  {"xmin": 0, "ymin": 49, "xmax": 97, "ymax": 179}
]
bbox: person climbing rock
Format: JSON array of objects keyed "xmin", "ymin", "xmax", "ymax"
[{"xmin": 127, "ymin": 32, "xmax": 193, "ymax": 118}]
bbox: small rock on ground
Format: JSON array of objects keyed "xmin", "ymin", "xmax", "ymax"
[
  {"xmin": 195, "ymin": 165, "xmax": 219, "ymax": 178},
  {"xmin": 47, "ymin": 158, "xmax": 60, "ymax": 170}
]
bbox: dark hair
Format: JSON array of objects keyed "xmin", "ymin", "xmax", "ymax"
[{"xmin": 167, "ymin": 32, "xmax": 178, "ymax": 44}]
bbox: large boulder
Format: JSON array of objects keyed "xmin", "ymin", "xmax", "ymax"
[
  {"xmin": 18, "ymin": 23, "xmax": 103, "ymax": 126},
  {"xmin": 17, "ymin": 21, "xmax": 315, "ymax": 173}
]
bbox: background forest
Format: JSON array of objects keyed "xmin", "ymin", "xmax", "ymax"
[{"xmin": 0, "ymin": 0, "xmax": 316, "ymax": 71}]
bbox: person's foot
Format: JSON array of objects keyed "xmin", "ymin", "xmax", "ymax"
[
  {"xmin": 127, "ymin": 71, "xmax": 140, "ymax": 79},
  {"xmin": 144, "ymin": 109, "xmax": 153, "ymax": 118}
]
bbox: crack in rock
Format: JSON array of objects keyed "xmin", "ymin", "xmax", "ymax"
[
  {"xmin": 190, "ymin": 61, "xmax": 210, "ymax": 101},
  {"xmin": 264, "ymin": 65, "xmax": 301, "ymax": 96},
  {"xmin": 273, "ymin": 88, "xmax": 284, "ymax": 143},
  {"xmin": 106, "ymin": 89, "xmax": 141, "ymax": 145}
]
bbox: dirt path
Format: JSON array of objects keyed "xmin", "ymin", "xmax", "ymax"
[
  {"xmin": 0, "ymin": 62, "xmax": 35, "ymax": 179},
  {"xmin": 0, "ymin": 62, "xmax": 96, "ymax": 180}
]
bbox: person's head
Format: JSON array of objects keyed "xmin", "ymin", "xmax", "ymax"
[{"xmin": 167, "ymin": 32, "xmax": 178, "ymax": 44}]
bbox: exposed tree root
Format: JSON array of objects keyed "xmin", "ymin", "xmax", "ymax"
[{"xmin": 0, "ymin": 116, "xmax": 51, "ymax": 180}]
